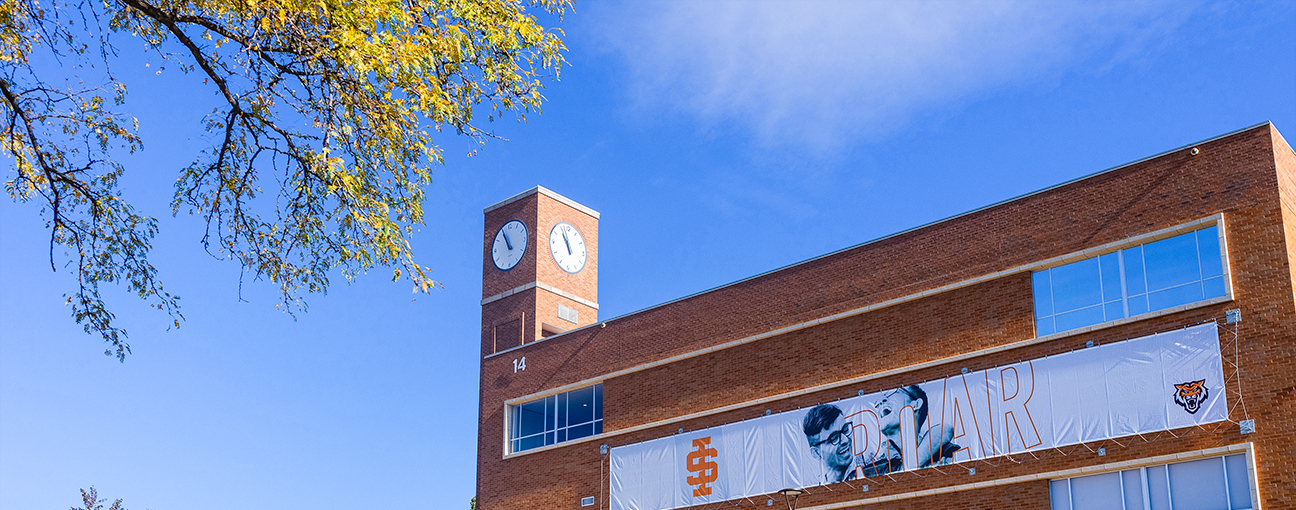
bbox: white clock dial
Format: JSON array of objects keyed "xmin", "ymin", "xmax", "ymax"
[
  {"xmin": 492, "ymin": 220, "xmax": 528, "ymax": 271},
  {"xmin": 548, "ymin": 222, "xmax": 587, "ymax": 274}
]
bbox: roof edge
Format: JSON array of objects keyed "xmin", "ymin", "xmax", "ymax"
[
  {"xmin": 595, "ymin": 121, "xmax": 1275, "ymax": 326},
  {"xmin": 483, "ymin": 185, "xmax": 601, "ymax": 219}
]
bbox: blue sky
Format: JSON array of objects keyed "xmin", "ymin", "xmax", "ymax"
[{"xmin": 2, "ymin": 1, "xmax": 1293, "ymax": 508}]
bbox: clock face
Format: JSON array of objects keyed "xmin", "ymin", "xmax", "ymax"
[
  {"xmin": 548, "ymin": 222, "xmax": 587, "ymax": 273},
  {"xmin": 492, "ymin": 220, "xmax": 528, "ymax": 271}
]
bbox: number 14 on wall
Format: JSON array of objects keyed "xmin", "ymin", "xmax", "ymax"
[{"xmin": 513, "ymin": 357, "xmax": 526, "ymax": 373}]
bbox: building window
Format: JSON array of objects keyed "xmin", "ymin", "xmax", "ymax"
[
  {"xmin": 1033, "ymin": 225, "xmax": 1227, "ymax": 336},
  {"xmin": 510, "ymin": 384, "xmax": 603, "ymax": 453},
  {"xmin": 1049, "ymin": 453, "xmax": 1253, "ymax": 510}
]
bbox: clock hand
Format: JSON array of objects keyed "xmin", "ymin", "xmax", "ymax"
[
  {"xmin": 503, "ymin": 231, "xmax": 514, "ymax": 250},
  {"xmin": 562, "ymin": 229, "xmax": 572, "ymax": 255}
]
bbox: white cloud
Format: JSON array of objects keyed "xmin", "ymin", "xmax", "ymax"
[{"xmin": 590, "ymin": 0, "xmax": 1197, "ymax": 149}]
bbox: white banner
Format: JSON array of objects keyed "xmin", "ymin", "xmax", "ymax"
[{"xmin": 610, "ymin": 323, "xmax": 1227, "ymax": 510}]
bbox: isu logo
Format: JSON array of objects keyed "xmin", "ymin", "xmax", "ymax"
[
  {"xmin": 1173, "ymin": 379, "xmax": 1209, "ymax": 414},
  {"xmin": 685, "ymin": 437, "xmax": 719, "ymax": 497}
]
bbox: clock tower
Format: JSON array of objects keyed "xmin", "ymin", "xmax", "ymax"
[{"xmin": 480, "ymin": 186, "xmax": 599, "ymax": 356}]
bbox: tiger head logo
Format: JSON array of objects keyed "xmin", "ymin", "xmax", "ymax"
[{"xmin": 1173, "ymin": 380, "xmax": 1209, "ymax": 414}]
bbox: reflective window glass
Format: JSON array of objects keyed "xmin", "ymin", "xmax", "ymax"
[
  {"xmin": 1225, "ymin": 454, "xmax": 1251, "ymax": 509},
  {"xmin": 1037, "ymin": 316, "xmax": 1056, "ymax": 337},
  {"xmin": 516, "ymin": 434, "xmax": 546, "ymax": 452},
  {"xmin": 1033, "ymin": 226, "xmax": 1228, "ymax": 336},
  {"xmin": 556, "ymin": 392, "xmax": 568, "ymax": 428},
  {"xmin": 1143, "ymin": 233, "xmax": 1200, "ymax": 292},
  {"xmin": 1147, "ymin": 465, "xmax": 1170, "ymax": 510},
  {"xmin": 1104, "ymin": 302, "xmax": 1126, "ymax": 322},
  {"xmin": 1198, "ymin": 227, "xmax": 1224, "ymax": 279},
  {"xmin": 1168, "ymin": 457, "xmax": 1229, "ymax": 510},
  {"xmin": 1124, "ymin": 246, "xmax": 1147, "ymax": 295},
  {"xmin": 1128, "ymin": 294, "xmax": 1149, "ymax": 316},
  {"xmin": 516, "ymin": 400, "xmax": 548, "ymax": 437},
  {"xmin": 1070, "ymin": 471, "xmax": 1122, "ymax": 510},
  {"xmin": 1121, "ymin": 470, "xmax": 1143, "ymax": 510},
  {"xmin": 1048, "ymin": 480, "xmax": 1071, "ymax": 510},
  {"xmin": 1148, "ymin": 282, "xmax": 1204, "ymax": 311},
  {"xmin": 568, "ymin": 385, "xmax": 595, "ymax": 424},
  {"xmin": 1050, "ymin": 258, "xmax": 1103, "ymax": 312},
  {"xmin": 594, "ymin": 384, "xmax": 603, "ymax": 420},
  {"xmin": 1204, "ymin": 277, "xmax": 1227, "ymax": 300},
  {"xmin": 1050, "ymin": 455, "xmax": 1253, "ymax": 510},
  {"xmin": 509, "ymin": 383, "xmax": 604, "ymax": 453},
  {"xmin": 1100, "ymin": 253, "xmax": 1122, "ymax": 302},
  {"xmin": 1033, "ymin": 272, "xmax": 1054, "ymax": 318},
  {"xmin": 567, "ymin": 422, "xmax": 595, "ymax": 441},
  {"xmin": 1054, "ymin": 305, "xmax": 1105, "ymax": 333}
]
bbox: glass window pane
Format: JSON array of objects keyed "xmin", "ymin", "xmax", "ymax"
[
  {"xmin": 1049, "ymin": 480, "xmax": 1072, "ymax": 510},
  {"xmin": 1070, "ymin": 472, "xmax": 1123, "ymax": 510},
  {"xmin": 513, "ymin": 384, "xmax": 604, "ymax": 452},
  {"xmin": 1197, "ymin": 227, "xmax": 1224, "ymax": 279},
  {"xmin": 1122, "ymin": 246, "xmax": 1147, "ymax": 296},
  {"xmin": 1054, "ymin": 305, "xmax": 1105, "ymax": 333},
  {"xmin": 1148, "ymin": 282, "xmax": 1204, "ymax": 312},
  {"xmin": 1034, "ymin": 271, "xmax": 1054, "ymax": 318},
  {"xmin": 1203, "ymin": 276, "xmax": 1226, "ymax": 300},
  {"xmin": 568, "ymin": 386, "xmax": 595, "ymax": 424},
  {"xmin": 1129, "ymin": 294, "xmax": 1149, "ymax": 316},
  {"xmin": 548, "ymin": 396, "xmax": 557, "ymax": 429},
  {"xmin": 595, "ymin": 384, "xmax": 603, "ymax": 421},
  {"xmin": 1037, "ymin": 316, "xmax": 1056, "ymax": 336},
  {"xmin": 1122, "ymin": 470, "xmax": 1144, "ymax": 510},
  {"xmin": 516, "ymin": 400, "xmax": 549, "ymax": 438},
  {"xmin": 1168, "ymin": 457, "xmax": 1228, "ymax": 510},
  {"xmin": 1051, "ymin": 258, "xmax": 1103, "ymax": 312},
  {"xmin": 1148, "ymin": 465, "xmax": 1170, "ymax": 510},
  {"xmin": 1104, "ymin": 301, "xmax": 1126, "ymax": 322},
  {"xmin": 1143, "ymin": 233, "xmax": 1200, "ymax": 292},
  {"xmin": 1100, "ymin": 253, "xmax": 1123, "ymax": 302},
  {"xmin": 557, "ymin": 392, "xmax": 568, "ymax": 428},
  {"xmin": 1225, "ymin": 454, "xmax": 1252, "ymax": 509},
  {"xmin": 517, "ymin": 434, "xmax": 547, "ymax": 452},
  {"xmin": 567, "ymin": 422, "xmax": 595, "ymax": 441}
]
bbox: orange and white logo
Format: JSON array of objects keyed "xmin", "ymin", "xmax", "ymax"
[
  {"xmin": 1173, "ymin": 379, "xmax": 1209, "ymax": 414},
  {"xmin": 685, "ymin": 437, "xmax": 719, "ymax": 497}
]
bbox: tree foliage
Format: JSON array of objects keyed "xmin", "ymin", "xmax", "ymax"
[
  {"xmin": 72, "ymin": 487, "xmax": 125, "ymax": 510},
  {"xmin": 1, "ymin": 0, "xmax": 568, "ymax": 359}
]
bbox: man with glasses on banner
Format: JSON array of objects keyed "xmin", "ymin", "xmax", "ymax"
[{"xmin": 802, "ymin": 404, "xmax": 859, "ymax": 484}]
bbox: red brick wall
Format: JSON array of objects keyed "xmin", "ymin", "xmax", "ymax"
[
  {"xmin": 1272, "ymin": 126, "xmax": 1296, "ymax": 314},
  {"xmin": 482, "ymin": 194, "xmax": 540, "ymax": 299},
  {"xmin": 481, "ymin": 189, "xmax": 600, "ymax": 353},
  {"xmin": 533, "ymin": 192, "xmax": 600, "ymax": 305},
  {"xmin": 477, "ymin": 124, "xmax": 1296, "ymax": 509}
]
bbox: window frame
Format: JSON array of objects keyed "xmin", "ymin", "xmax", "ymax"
[
  {"xmin": 504, "ymin": 382, "xmax": 605, "ymax": 457},
  {"xmin": 1030, "ymin": 215, "xmax": 1233, "ymax": 339},
  {"xmin": 1048, "ymin": 449, "xmax": 1259, "ymax": 510}
]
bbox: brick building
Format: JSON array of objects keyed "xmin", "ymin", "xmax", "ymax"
[{"xmin": 476, "ymin": 123, "xmax": 1295, "ymax": 509}]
